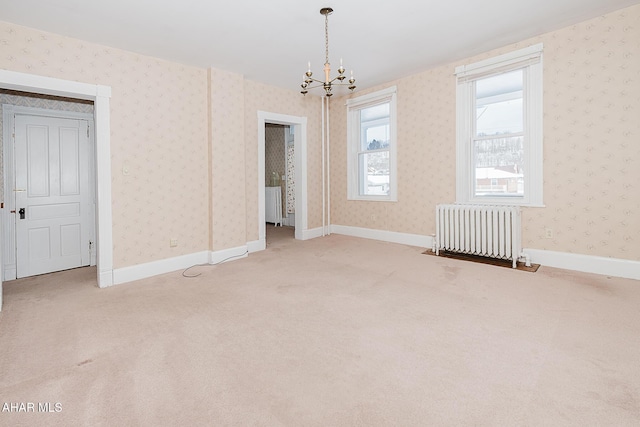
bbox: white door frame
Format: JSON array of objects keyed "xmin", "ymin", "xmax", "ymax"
[
  {"xmin": 0, "ymin": 69, "xmax": 113, "ymax": 288},
  {"xmin": 3, "ymin": 106, "xmax": 96, "ymax": 280},
  {"xmin": 258, "ymin": 111, "xmax": 307, "ymax": 247}
]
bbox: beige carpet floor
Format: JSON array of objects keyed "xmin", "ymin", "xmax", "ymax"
[{"xmin": 1, "ymin": 227, "xmax": 639, "ymax": 426}]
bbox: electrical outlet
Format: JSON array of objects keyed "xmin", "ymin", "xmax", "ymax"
[
  {"xmin": 170, "ymin": 239, "xmax": 178, "ymax": 247},
  {"xmin": 545, "ymin": 228, "xmax": 553, "ymax": 239}
]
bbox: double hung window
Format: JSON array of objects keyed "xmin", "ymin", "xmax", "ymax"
[
  {"xmin": 347, "ymin": 86, "xmax": 397, "ymax": 201},
  {"xmin": 455, "ymin": 44, "xmax": 543, "ymax": 206}
]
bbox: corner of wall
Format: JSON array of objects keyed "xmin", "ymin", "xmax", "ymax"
[{"xmin": 209, "ymin": 68, "xmax": 247, "ymax": 252}]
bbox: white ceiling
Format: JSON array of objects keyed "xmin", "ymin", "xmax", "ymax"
[{"xmin": 1, "ymin": 0, "xmax": 638, "ymax": 95}]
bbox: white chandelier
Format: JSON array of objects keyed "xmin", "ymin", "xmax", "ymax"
[{"xmin": 301, "ymin": 7, "xmax": 356, "ymax": 97}]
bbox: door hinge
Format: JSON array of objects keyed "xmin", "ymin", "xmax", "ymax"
[{"xmin": 87, "ymin": 127, "xmax": 90, "ymax": 138}]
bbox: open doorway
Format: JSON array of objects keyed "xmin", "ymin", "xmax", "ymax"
[
  {"xmin": 0, "ymin": 69, "xmax": 113, "ymax": 290},
  {"xmin": 257, "ymin": 111, "xmax": 307, "ymax": 251},
  {"xmin": 2, "ymin": 92, "xmax": 96, "ymax": 280},
  {"xmin": 264, "ymin": 123, "xmax": 294, "ymax": 246}
]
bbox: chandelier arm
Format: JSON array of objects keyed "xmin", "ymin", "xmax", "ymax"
[
  {"xmin": 304, "ymin": 80, "xmax": 357, "ymax": 91},
  {"xmin": 304, "ymin": 82, "xmax": 329, "ymax": 90},
  {"xmin": 306, "ymin": 81, "xmax": 355, "ymax": 89},
  {"xmin": 327, "ymin": 76, "xmax": 350, "ymax": 84},
  {"xmin": 306, "ymin": 77, "xmax": 327, "ymax": 85}
]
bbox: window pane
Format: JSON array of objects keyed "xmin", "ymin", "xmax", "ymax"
[
  {"xmin": 362, "ymin": 123, "xmax": 390, "ymax": 151},
  {"xmin": 360, "ymin": 102, "xmax": 390, "ymax": 151},
  {"xmin": 475, "ymin": 69, "xmax": 523, "ymax": 136},
  {"xmin": 359, "ymin": 151, "xmax": 389, "ymax": 196},
  {"xmin": 474, "ymin": 136, "xmax": 524, "ymax": 196},
  {"xmin": 361, "ymin": 103, "xmax": 389, "ymax": 121}
]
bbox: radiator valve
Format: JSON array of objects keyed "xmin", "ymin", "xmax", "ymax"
[{"xmin": 519, "ymin": 251, "xmax": 532, "ymax": 267}]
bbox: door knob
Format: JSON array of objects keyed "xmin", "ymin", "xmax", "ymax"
[{"xmin": 18, "ymin": 208, "xmax": 25, "ymax": 219}]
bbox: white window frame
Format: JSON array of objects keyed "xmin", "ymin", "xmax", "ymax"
[
  {"xmin": 455, "ymin": 44, "xmax": 543, "ymax": 207},
  {"xmin": 347, "ymin": 86, "xmax": 398, "ymax": 201}
]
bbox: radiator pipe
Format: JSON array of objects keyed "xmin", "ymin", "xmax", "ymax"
[
  {"xmin": 326, "ymin": 97, "xmax": 331, "ymax": 235},
  {"xmin": 321, "ymin": 96, "xmax": 325, "ymax": 236},
  {"xmin": 519, "ymin": 251, "xmax": 532, "ymax": 267}
]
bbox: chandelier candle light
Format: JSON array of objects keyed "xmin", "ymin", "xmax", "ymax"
[{"xmin": 301, "ymin": 7, "xmax": 356, "ymax": 97}]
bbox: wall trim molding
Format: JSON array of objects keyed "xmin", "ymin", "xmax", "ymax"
[
  {"xmin": 208, "ymin": 245, "xmax": 249, "ymax": 265},
  {"xmin": 525, "ymin": 248, "xmax": 640, "ymax": 281},
  {"xmin": 247, "ymin": 239, "xmax": 265, "ymax": 253},
  {"xmin": 111, "ymin": 245, "xmax": 251, "ymax": 286},
  {"xmin": 80, "ymin": 231, "xmax": 640, "ymax": 289},
  {"xmin": 0, "ymin": 69, "xmax": 114, "ymax": 288},
  {"xmin": 330, "ymin": 224, "xmax": 432, "ymax": 248},
  {"xmin": 257, "ymin": 111, "xmax": 308, "ymax": 246},
  {"xmin": 112, "ymin": 251, "xmax": 209, "ymax": 286},
  {"xmin": 99, "ymin": 269, "xmax": 113, "ymax": 287},
  {"xmin": 331, "ymin": 225, "xmax": 638, "ymax": 280},
  {"xmin": 300, "ymin": 226, "xmax": 324, "ymax": 240}
]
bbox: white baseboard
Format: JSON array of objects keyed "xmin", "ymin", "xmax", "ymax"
[
  {"xmin": 299, "ymin": 226, "xmax": 324, "ymax": 240},
  {"xmin": 95, "ymin": 232, "xmax": 640, "ymax": 288},
  {"xmin": 330, "ymin": 225, "xmax": 638, "ymax": 280},
  {"xmin": 209, "ymin": 245, "xmax": 249, "ymax": 265},
  {"xmin": 2, "ymin": 266, "xmax": 16, "ymax": 282},
  {"xmin": 247, "ymin": 239, "xmax": 265, "ymax": 253},
  {"xmin": 112, "ymin": 245, "xmax": 252, "ymax": 286},
  {"xmin": 330, "ymin": 224, "xmax": 433, "ymax": 248},
  {"xmin": 525, "ymin": 248, "xmax": 640, "ymax": 281},
  {"xmin": 98, "ymin": 268, "xmax": 114, "ymax": 288},
  {"xmin": 113, "ymin": 251, "xmax": 209, "ymax": 285}
]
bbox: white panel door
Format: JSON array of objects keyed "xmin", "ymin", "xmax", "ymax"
[{"xmin": 14, "ymin": 114, "xmax": 91, "ymax": 278}]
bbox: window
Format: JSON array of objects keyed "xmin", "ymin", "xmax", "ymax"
[
  {"xmin": 347, "ymin": 86, "xmax": 397, "ymax": 201},
  {"xmin": 455, "ymin": 44, "xmax": 543, "ymax": 206}
]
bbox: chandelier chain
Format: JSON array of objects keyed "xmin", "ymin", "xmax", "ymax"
[{"xmin": 324, "ymin": 12, "xmax": 330, "ymax": 64}]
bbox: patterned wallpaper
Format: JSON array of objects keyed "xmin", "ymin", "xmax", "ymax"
[
  {"xmin": 0, "ymin": 90, "xmax": 94, "ymax": 203},
  {"xmin": 0, "ymin": 20, "xmax": 325, "ymax": 263},
  {"xmin": 0, "ymin": 20, "xmax": 210, "ymax": 268},
  {"xmin": 287, "ymin": 144, "xmax": 295, "ymax": 214},
  {"xmin": 1, "ymin": 3, "xmax": 636, "ymax": 268},
  {"xmin": 265, "ymin": 124, "xmax": 286, "ymax": 186},
  {"xmin": 330, "ymin": 66, "xmax": 455, "ymax": 235},
  {"xmin": 527, "ymin": 7, "xmax": 639, "ymax": 261},
  {"xmin": 243, "ymin": 79, "xmax": 323, "ymax": 242},
  {"xmin": 209, "ymin": 68, "xmax": 247, "ymax": 251},
  {"xmin": 331, "ymin": 4, "xmax": 640, "ymax": 261},
  {"xmin": 209, "ymin": 73, "xmax": 320, "ymax": 247}
]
